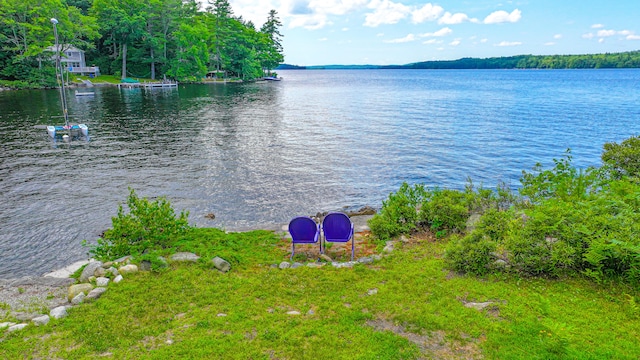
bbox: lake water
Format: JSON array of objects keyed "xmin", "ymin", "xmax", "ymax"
[{"xmin": 1, "ymin": 69, "xmax": 639, "ymax": 278}]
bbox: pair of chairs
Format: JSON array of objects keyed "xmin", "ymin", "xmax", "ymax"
[{"xmin": 288, "ymin": 212, "xmax": 355, "ymax": 261}]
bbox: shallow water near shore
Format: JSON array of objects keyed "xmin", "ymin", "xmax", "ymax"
[{"xmin": 1, "ymin": 69, "xmax": 639, "ymax": 278}]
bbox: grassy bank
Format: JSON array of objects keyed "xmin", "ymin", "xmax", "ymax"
[{"xmin": 1, "ymin": 228, "xmax": 638, "ymax": 359}]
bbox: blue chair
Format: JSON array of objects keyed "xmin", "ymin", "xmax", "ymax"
[
  {"xmin": 288, "ymin": 216, "xmax": 321, "ymax": 260},
  {"xmin": 322, "ymin": 212, "xmax": 355, "ymax": 261}
]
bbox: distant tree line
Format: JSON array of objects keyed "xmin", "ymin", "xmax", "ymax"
[
  {"xmin": 0, "ymin": 0, "xmax": 284, "ymax": 86},
  {"xmin": 279, "ymin": 51, "xmax": 640, "ymax": 70}
]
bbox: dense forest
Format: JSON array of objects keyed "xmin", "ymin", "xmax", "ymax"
[
  {"xmin": 0, "ymin": 0, "xmax": 284, "ymax": 86},
  {"xmin": 279, "ymin": 50, "xmax": 640, "ymax": 70}
]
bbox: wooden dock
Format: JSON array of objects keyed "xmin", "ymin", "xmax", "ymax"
[{"xmin": 117, "ymin": 81, "xmax": 178, "ymax": 89}]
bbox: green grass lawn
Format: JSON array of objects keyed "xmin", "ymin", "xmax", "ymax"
[{"xmin": 1, "ymin": 228, "xmax": 639, "ymax": 359}]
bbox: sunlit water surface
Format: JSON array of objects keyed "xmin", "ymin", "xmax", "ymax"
[{"xmin": 1, "ymin": 69, "xmax": 639, "ymax": 277}]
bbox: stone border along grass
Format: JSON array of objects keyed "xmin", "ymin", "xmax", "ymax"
[{"xmin": 0, "ymin": 234, "xmax": 401, "ymax": 335}]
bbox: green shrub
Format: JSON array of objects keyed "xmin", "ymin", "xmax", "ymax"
[
  {"xmin": 602, "ymin": 135, "xmax": 640, "ymax": 179},
  {"xmin": 444, "ymin": 233, "xmax": 497, "ymax": 275},
  {"xmin": 520, "ymin": 150, "xmax": 600, "ymax": 204},
  {"xmin": 419, "ymin": 189, "xmax": 469, "ymax": 237},
  {"xmin": 368, "ymin": 182, "xmax": 427, "ymax": 241},
  {"xmin": 87, "ymin": 188, "xmax": 190, "ymax": 260}
]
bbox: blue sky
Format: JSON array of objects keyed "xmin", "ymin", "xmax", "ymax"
[{"xmin": 218, "ymin": 0, "xmax": 640, "ymax": 66}]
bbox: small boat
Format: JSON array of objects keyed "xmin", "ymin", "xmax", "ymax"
[
  {"xmin": 44, "ymin": 18, "xmax": 88, "ymax": 140},
  {"xmin": 75, "ymin": 90, "xmax": 95, "ymax": 97},
  {"xmin": 47, "ymin": 124, "xmax": 88, "ymax": 138},
  {"xmin": 263, "ymin": 76, "xmax": 282, "ymax": 81}
]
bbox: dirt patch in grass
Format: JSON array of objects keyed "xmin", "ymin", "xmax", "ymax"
[{"xmin": 365, "ymin": 319, "xmax": 484, "ymax": 359}]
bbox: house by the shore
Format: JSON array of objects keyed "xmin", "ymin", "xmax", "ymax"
[{"xmin": 47, "ymin": 45, "xmax": 100, "ymax": 77}]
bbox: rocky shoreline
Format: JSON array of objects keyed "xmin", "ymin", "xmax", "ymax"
[{"xmin": 0, "ymin": 213, "xmax": 377, "ymax": 333}]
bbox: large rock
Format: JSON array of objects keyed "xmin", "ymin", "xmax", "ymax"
[
  {"xmin": 96, "ymin": 277, "xmax": 110, "ymax": 287},
  {"xmin": 212, "ymin": 257, "xmax": 231, "ymax": 272},
  {"xmin": 79, "ymin": 261, "xmax": 104, "ymax": 283},
  {"xmin": 68, "ymin": 283, "xmax": 94, "ymax": 301}
]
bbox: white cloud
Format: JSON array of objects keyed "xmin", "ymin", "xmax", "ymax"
[
  {"xmin": 628, "ymin": 34, "xmax": 640, "ymax": 40},
  {"xmin": 450, "ymin": 39, "xmax": 461, "ymax": 46},
  {"xmin": 598, "ymin": 38, "xmax": 605, "ymax": 43},
  {"xmin": 494, "ymin": 41, "xmax": 522, "ymax": 47},
  {"xmin": 384, "ymin": 34, "xmax": 416, "ymax": 43},
  {"xmin": 544, "ymin": 42, "xmax": 555, "ymax": 46},
  {"xmin": 597, "ymin": 29, "xmax": 617, "ymax": 37},
  {"xmin": 591, "ymin": 23, "xmax": 605, "ymax": 29},
  {"xmin": 480, "ymin": 38, "xmax": 488, "ymax": 43},
  {"xmin": 289, "ymin": 14, "xmax": 333, "ymax": 30},
  {"xmin": 484, "ymin": 9, "xmax": 522, "ymax": 24},
  {"xmin": 420, "ymin": 27, "xmax": 453, "ymax": 37},
  {"xmin": 422, "ymin": 39, "xmax": 442, "ymax": 44},
  {"xmin": 342, "ymin": 27, "xmax": 349, "ymax": 31},
  {"xmin": 438, "ymin": 12, "xmax": 477, "ymax": 25},
  {"xmin": 618, "ymin": 30, "xmax": 632, "ymax": 36},
  {"xmin": 582, "ymin": 33, "xmax": 594, "ymax": 39},
  {"xmin": 307, "ymin": 0, "xmax": 369, "ymax": 16},
  {"xmin": 554, "ymin": 34, "xmax": 562, "ymax": 39},
  {"xmin": 411, "ymin": 3, "xmax": 444, "ymax": 24},
  {"xmin": 364, "ymin": 0, "xmax": 412, "ymax": 27},
  {"xmin": 318, "ymin": 37, "xmax": 328, "ymax": 41}
]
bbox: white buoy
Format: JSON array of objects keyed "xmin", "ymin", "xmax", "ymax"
[{"xmin": 62, "ymin": 134, "xmax": 70, "ymax": 142}]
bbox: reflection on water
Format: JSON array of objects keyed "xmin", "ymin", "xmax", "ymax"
[{"xmin": 1, "ymin": 69, "xmax": 640, "ymax": 277}]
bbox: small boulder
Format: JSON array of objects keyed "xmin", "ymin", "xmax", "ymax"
[
  {"xmin": 32, "ymin": 315, "xmax": 50, "ymax": 326},
  {"xmin": 113, "ymin": 275, "xmax": 123, "ymax": 284},
  {"xmin": 96, "ymin": 277, "xmax": 110, "ymax": 287},
  {"xmin": 68, "ymin": 283, "xmax": 94, "ymax": 301},
  {"xmin": 466, "ymin": 213, "xmax": 482, "ymax": 233},
  {"xmin": 278, "ymin": 262, "xmax": 291, "ymax": 269},
  {"xmin": 118, "ymin": 264, "xmax": 139, "ymax": 275},
  {"xmin": 382, "ymin": 241, "xmax": 395, "ymax": 254},
  {"xmin": 0, "ymin": 322, "xmax": 16, "ymax": 329},
  {"xmin": 94, "ymin": 267, "xmax": 107, "ymax": 277},
  {"xmin": 319, "ymin": 254, "xmax": 333, "ymax": 262},
  {"xmin": 358, "ymin": 257, "xmax": 374, "ymax": 264},
  {"xmin": 79, "ymin": 261, "xmax": 103, "ymax": 283},
  {"xmin": 212, "ymin": 257, "xmax": 231, "ymax": 273},
  {"xmin": 171, "ymin": 252, "xmax": 200, "ymax": 262},
  {"xmin": 291, "ymin": 262, "xmax": 303, "ymax": 269},
  {"xmin": 464, "ymin": 301, "xmax": 494, "ymax": 311},
  {"xmin": 50, "ymin": 306, "xmax": 69, "ymax": 319},
  {"xmin": 7, "ymin": 323, "xmax": 28, "ymax": 332},
  {"xmin": 87, "ymin": 287, "xmax": 107, "ymax": 300},
  {"xmin": 71, "ymin": 293, "xmax": 86, "ymax": 305}
]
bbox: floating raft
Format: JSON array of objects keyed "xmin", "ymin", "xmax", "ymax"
[{"xmin": 47, "ymin": 124, "xmax": 88, "ymax": 138}]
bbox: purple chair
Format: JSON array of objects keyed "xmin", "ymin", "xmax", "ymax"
[
  {"xmin": 288, "ymin": 216, "xmax": 321, "ymax": 260},
  {"xmin": 322, "ymin": 212, "xmax": 355, "ymax": 261}
]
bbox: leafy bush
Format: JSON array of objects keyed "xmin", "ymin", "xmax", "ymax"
[
  {"xmin": 602, "ymin": 135, "xmax": 640, "ymax": 179},
  {"xmin": 368, "ymin": 182, "xmax": 427, "ymax": 241},
  {"xmin": 445, "ymin": 233, "xmax": 497, "ymax": 275},
  {"xmin": 88, "ymin": 188, "xmax": 190, "ymax": 260},
  {"xmin": 444, "ymin": 147, "xmax": 640, "ymax": 283},
  {"xmin": 418, "ymin": 188, "xmax": 469, "ymax": 237},
  {"xmin": 519, "ymin": 150, "xmax": 600, "ymax": 203}
]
